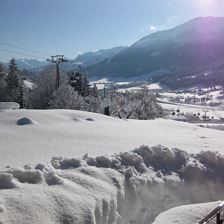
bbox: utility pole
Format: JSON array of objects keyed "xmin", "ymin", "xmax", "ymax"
[{"xmin": 47, "ymin": 55, "xmax": 68, "ymax": 89}]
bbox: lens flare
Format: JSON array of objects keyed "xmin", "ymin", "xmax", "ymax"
[{"xmin": 196, "ymin": 0, "xmax": 217, "ymax": 13}]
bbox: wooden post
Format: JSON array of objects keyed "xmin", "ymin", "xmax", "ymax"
[{"xmin": 104, "ymin": 106, "xmax": 110, "ymax": 116}]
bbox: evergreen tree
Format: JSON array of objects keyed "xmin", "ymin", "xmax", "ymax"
[
  {"xmin": 5, "ymin": 58, "xmax": 21, "ymax": 103},
  {"xmin": 0, "ymin": 64, "xmax": 6, "ymax": 101},
  {"xmin": 90, "ymin": 84, "xmax": 99, "ymax": 98},
  {"xmin": 68, "ymin": 71, "xmax": 91, "ymax": 97}
]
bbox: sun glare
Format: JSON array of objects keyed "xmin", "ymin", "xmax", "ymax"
[{"xmin": 196, "ymin": 0, "xmax": 216, "ymax": 13}]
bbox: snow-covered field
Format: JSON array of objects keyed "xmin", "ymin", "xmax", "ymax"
[
  {"xmin": 160, "ymin": 101, "xmax": 224, "ymax": 120},
  {"xmin": 117, "ymin": 83, "xmax": 162, "ymax": 93},
  {"xmin": 1, "ymin": 109, "xmax": 224, "ymax": 224},
  {"xmin": 0, "ymin": 109, "xmax": 224, "ymax": 168}
]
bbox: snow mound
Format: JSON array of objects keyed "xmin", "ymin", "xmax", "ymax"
[
  {"xmin": 17, "ymin": 117, "xmax": 33, "ymax": 126},
  {"xmin": 86, "ymin": 118, "xmax": 95, "ymax": 121},
  {"xmin": 134, "ymin": 145, "xmax": 187, "ymax": 172},
  {"xmin": 51, "ymin": 157, "xmax": 84, "ymax": 169},
  {"xmin": 120, "ymin": 151, "xmax": 146, "ymax": 173},
  {"xmin": 44, "ymin": 171, "xmax": 64, "ymax": 185},
  {"xmin": 1, "ymin": 146, "xmax": 224, "ymax": 224},
  {"xmin": 152, "ymin": 201, "xmax": 221, "ymax": 224},
  {"xmin": 0, "ymin": 102, "xmax": 20, "ymax": 110},
  {"xmin": 0, "ymin": 173, "xmax": 17, "ymax": 189},
  {"xmin": 0, "ymin": 203, "xmax": 4, "ymax": 213},
  {"xmin": 7, "ymin": 169, "xmax": 44, "ymax": 184},
  {"xmin": 1, "ymin": 109, "xmax": 224, "ymax": 169}
]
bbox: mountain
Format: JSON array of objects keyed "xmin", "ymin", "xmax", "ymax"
[
  {"xmin": 86, "ymin": 17, "xmax": 224, "ymax": 82},
  {"xmin": 16, "ymin": 59, "xmax": 49, "ymax": 70},
  {"xmin": 74, "ymin": 46, "xmax": 127, "ymax": 66},
  {"xmin": 3, "ymin": 59, "xmax": 50, "ymax": 71},
  {"xmin": 2, "ymin": 46, "xmax": 127, "ymax": 73},
  {"xmin": 62, "ymin": 46, "xmax": 127, "ymax": 71}
]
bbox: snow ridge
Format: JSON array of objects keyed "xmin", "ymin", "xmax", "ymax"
[{"xmin": 1, "ymin": 145, "xmax": 224, "ymax": 223}]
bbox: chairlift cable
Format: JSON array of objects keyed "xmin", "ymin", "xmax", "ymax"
[
  {"xmin": 0, "ymin": 48, "xmax": 46, "ymax": 60},
  {"xmin": 0, "ymin": 41, "xmax": 51, "ymax": 57}
]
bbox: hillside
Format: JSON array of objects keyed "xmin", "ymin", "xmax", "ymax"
[{"xmin": 86, "ymin": 17, "xmax": 224, "ymax": 83}]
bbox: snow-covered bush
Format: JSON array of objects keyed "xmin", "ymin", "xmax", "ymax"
[
  {"xmin": 50, "ymin": 85, "xmax": 85, "ymax": 110},
  {"xmin": 110, "ymin": 89, "xmax": 163, "ymax": 120},
  {"xmin": 83, "ymin": 95, "xmax": 101, "ymax": 113}
]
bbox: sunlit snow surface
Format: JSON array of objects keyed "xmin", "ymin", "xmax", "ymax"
[
  {"xmin": 1, "ymin": 109, "xmax": 224, "ymax": 224},
  {"xmin": 152, "ymin": 201, "xmax": 221, "ymax": 224},
  {"xmin": 0, "ymin": 109, "xmax": 223, "ymax": 168}
]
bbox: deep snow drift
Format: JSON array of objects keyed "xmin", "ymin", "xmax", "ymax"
[
  {"xmin": 152, "ymin": 201, "xmax": 221, "ymax": 224},
  {"xmin": 0, "ymin": 109, "xmax": 223, "ymax": 169},
  {"xmin": 1, "ymin": 109, "xmax": 224, "ymax": 223},
  {"xmin": 1, "ymin": 145, "xmax": 224, "ymax": 224}
]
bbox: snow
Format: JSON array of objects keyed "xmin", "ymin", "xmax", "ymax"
[
  {"xmin": 0, "ymin": 166, "xmax": 122, "ymax": 224},
  {"xmin": 152, "ymin": 201, "xmax": 221, "ymax": 224},
  {"xmin": 90, "ymin": 78, "xmax": 111, "ymax": 85},
  {"xmin": 114, "ymin": 82, "xmax": 130, "ymax": 86},
  {"xmin": 146, "ymin": 83, "xmax": 162, "ymax": 90},
  {"xmin": 17, "ymin": 117, "xmax": 33, "ymax": 125},
  {"xmin": 23, "ymin": 80, "xmax": 34, "ymax": 89},
  {"xmin": 0, "ymin": 109, "xmax": 224, "ymax": 169},
  {"xmin": 117, "ymin": 86, "xmax": 142, "ymax": 93},
  {"xmin": 160, "ymin": 101, "xmax": 224, "ymax": 120},
  {"xmin": 1, "ymin": 145, "xmax": 224, "ymax": 223},
  {"xmin": 0, "ymin": 102, "xmax": 20, "ymax": 110},
  {"xmin": 0, "ymin": 173, "xmax": 17, "ymax": 189},
  {"xmin": 117, "ymin": 83, "xmax": 162, "ymax": 93},
  {"xmin": 1, "ymin": 109, "xmax": 224, "ymax": 223}
]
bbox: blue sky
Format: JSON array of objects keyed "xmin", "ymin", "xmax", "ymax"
[{"xmin": 1, "ymin": 0, "xmax": 224, "ymax": 62}]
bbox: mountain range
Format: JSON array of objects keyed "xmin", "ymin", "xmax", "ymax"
[
  {"xmin": 86, "ymin": 17, "xmax": 224, "ymax": 84},
  {"xmin": 2, "ymin": 16, "xmax": 224, "ymax": 88},
  {"xmin": 2, "ymin": 46, "xmax": 127, "ymax": 72}
]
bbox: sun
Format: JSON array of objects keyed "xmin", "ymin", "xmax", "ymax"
[{"xmin": 195, "ymin": 0, "xmax": 217, "ymax": 14}]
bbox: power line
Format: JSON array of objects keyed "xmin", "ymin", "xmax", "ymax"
[
  {"xmin": 0, "ymin": 48, "xmax": 47, "ymax": 60},
  {"xmin": 0, "ymin": 41, "xmax": 51, "ymax": 57}
]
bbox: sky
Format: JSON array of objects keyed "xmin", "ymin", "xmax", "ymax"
[{"xmin": 1, "ymin": 0, "xmax": 224, "ymax": 62}]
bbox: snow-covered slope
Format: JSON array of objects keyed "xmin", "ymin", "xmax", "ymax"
[
  {"xmin": 1, "ymin": 109, "xmax": 224, "ymax": 224},
  {"xmin": 86, "ymin": 17, "xmax": 224, "ymax": 81},
  {"xmin": 152, "ymin": 201, "xmax": 221, "ymax": 224},
  {"xmin": 0, "ymin": 109, "xmax": 224, "ymax": 168}
]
